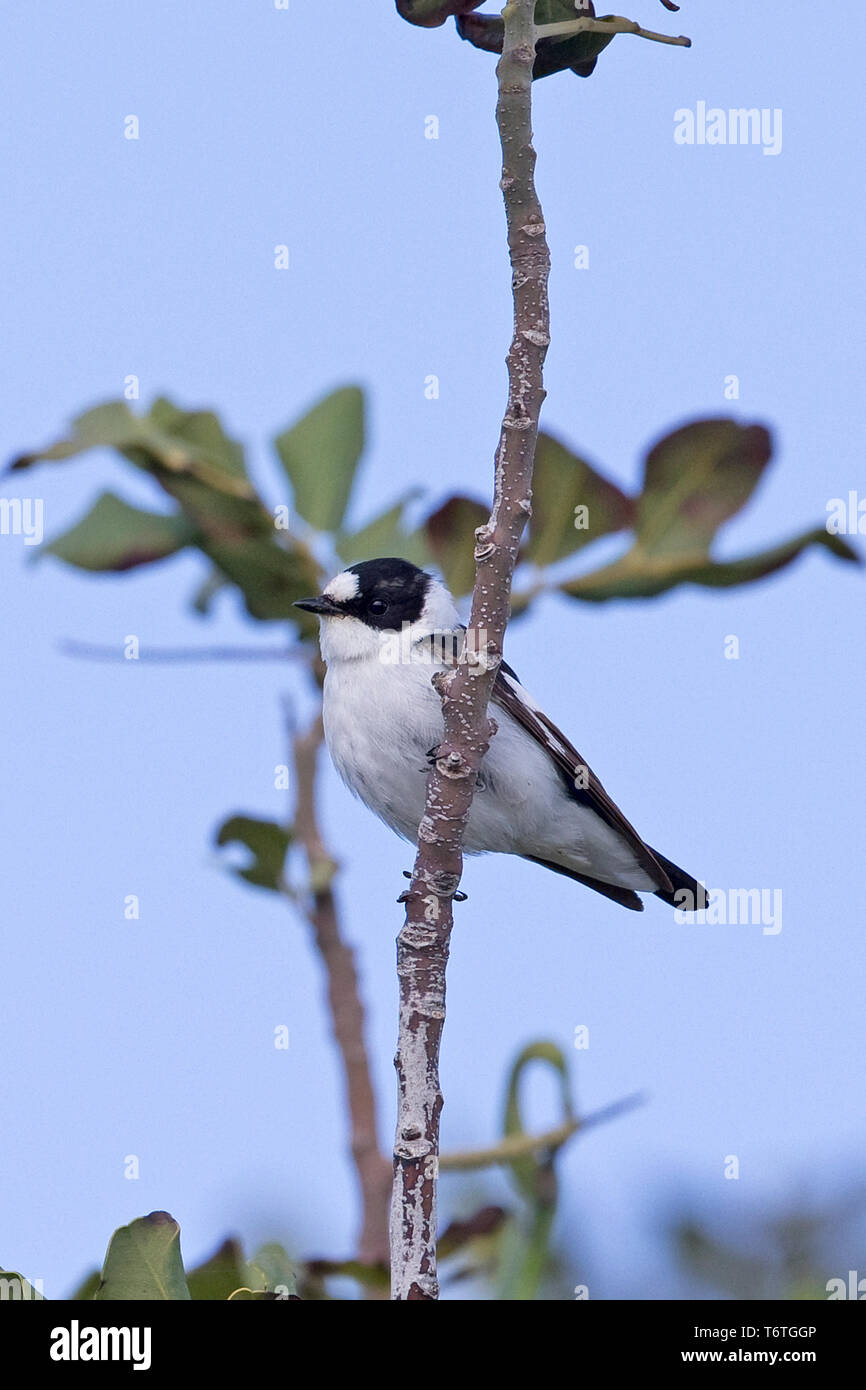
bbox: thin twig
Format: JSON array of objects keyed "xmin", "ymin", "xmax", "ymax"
[
  {"xmin": 291, "ymin": 714, "xmax": 392, "ymax": 1268},
  {"xmin": 59, "ymin": 639, "xmax": 307, "ymax": 663},
  {"xmin": 389, "ymin": 0, "xmax": 550, "ymax": 1301},
  {"xmin": 536, "ymin": 15, "xmax": 691, "ymax": 47},
  {"xmin": 439, "ymin": 1093, "xmax": 644, "ymax": 1171}
]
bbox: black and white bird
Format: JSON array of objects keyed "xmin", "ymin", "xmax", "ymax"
[{"xmin": 295, "ymin": 557, "xmax": 707, "ymax": 913}]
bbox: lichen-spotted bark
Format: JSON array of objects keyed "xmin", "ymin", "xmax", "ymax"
[{"xmin": 389, "ymin": 0, "xmax": 551, "ymax": 1301}]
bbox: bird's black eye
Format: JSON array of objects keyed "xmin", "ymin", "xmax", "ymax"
[{"xmin": 368, "ymin": 597, "xmax": 389, "ymax": 616}]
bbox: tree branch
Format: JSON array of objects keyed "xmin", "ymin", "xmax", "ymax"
[
  {"xmin": 389, "ymin": 0, "xmax": 550, "ymax": 1300},
  {"xmin": 535, "ymin": 15, "xmax": 691, "ymax": 48},
  {"xmin": 439, "ymin": 1093, "xmax": 643, "ymax": 1171},
  {"xmin": 291, "ymin": 713, "xmax": 393, "ymax": 1268},
  {"xmin": 60, "ymin": 640, "xmax": 307, "ymax": 663}
]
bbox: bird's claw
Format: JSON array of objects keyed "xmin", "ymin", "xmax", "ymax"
[{"xmin": 400, "ymin": 869, "xmax": 467, "ymax": 903}]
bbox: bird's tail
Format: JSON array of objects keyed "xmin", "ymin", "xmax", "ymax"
[{"xmin": 648, "ymin": 849, "xmax": 708, "ymax": 911}]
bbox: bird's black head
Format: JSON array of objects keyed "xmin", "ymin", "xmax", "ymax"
[{"xmin": 295, "ymin": 557, "xmax": 432, "ymax": 631}]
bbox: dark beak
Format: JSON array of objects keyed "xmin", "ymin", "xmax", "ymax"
[{"xmin": 293, "ymin": 595, "xmax": 344, "ymax": 617}]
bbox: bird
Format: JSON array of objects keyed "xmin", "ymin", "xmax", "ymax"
[{"xmin": 295, "ymin": 557, "xmax": 707, "ymax": 913}]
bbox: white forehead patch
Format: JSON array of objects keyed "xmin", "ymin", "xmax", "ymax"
[{"xmin": 323, "ymin": 570, "xmax": 360, "ymax": 603}]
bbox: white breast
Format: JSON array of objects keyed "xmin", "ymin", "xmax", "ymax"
[
  {"xmin": 320, "ymin": 623, "xmax": 657, "ymax": 891},
  {"xmin": 323, "ymin": 649, "xmax": 444, "ymax": 843}
]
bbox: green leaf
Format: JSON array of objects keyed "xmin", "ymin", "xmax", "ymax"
[
  {"xmin": 216, "ymin": 815, "xmax": 291, "ymax": 891},
  {"xmin": 186, "ymin": 1239, "xmax": 246, "ymax": 1301},
  {"xmin": 336, "ymin": 491, "xmax": 430, "ymax": 568},
  {"xmin": 12, "ymin": 397, "xmax": 256, "ymax": 503},
  {"xmin": 423, "ymin": 494, "xmax": 489, "ymax": 597},
  {"xmin": 274, "ymin": 386, "xmax": 364, "ymax": 533},
  {"xmin": 503, "ymin": 1041, "xmax": 574, "ymax": 1203},
  {"xmin": 561, "ymin": 526, "xmax": 859, "ymax": 602},
  {"xmin": 148, "ymin": 399, "xmax": 247, "ymax": 479},
  {"xmin": 534, "ymin": 0, "xmax": 611, "ymax": 78},
  {"xmin": 674, "ymin": 529, "xmax": 861, "ymax": 587},
  {"xmin": 302, "ymin": 1257, "xmax": 389, "ymax": 1291},
  {"xmin": 495, "ymin": 1041, "xmax": 573, "ymax": 1301},
  {"xmin": 11, "ymin": 401, "xmax": 142, "ymax": 471},
  {"xmin": 438, "ymin": 1206, "xmax": 508, "ymax": 1261},
  {"xmin": 526, "ymin": 432, "xmax": 633, "ymax": 567},
  {"xmin": 244, "ymin": 1243, "xmax": 297, "ymax": 1298},
  {"xmin": 558, "ymin": 419, "xmax": 860, "ymax": 601},
  {"xmin": 674, "ymin": 1220, "xmax": 769, "ymax": 1301},
  {"xmin": 508, "ymin": 587, "xmax": 536, "ymax": 619},
  {"xmin": 94, "ymin": 1211, "xmax": 191, "ymax": 1301},
  {"xmin": 200, "ymin": 536, "xmax": 322, "ymax": 623},
  {"xmin": 13, "ymin": 397, "xmax": 324, "ymax": 624},
  {"xmin": 458, "ymin": 2, "xmax": 611, "ymax": 80},
  {"xmin": 67, "ymin": 1270, "xmax": 100, "ymax": 1299},
  {"xmin": 191, "ymin": 568, "xmax": 231, "ymax": 614},
  {"xmin": 636, "ymin": 419, "xmax": 773, "ymax": 558},
  {"xmin": 396, "ymin": 0, "xmax": 485, "ymax": 27},
  {"xmin": 12, "ymin": 398, "xmax": 249, "ymax": 488},
  {"xmin": 42, "ymin": 491, "xmax": 195, "ymax": 572},
  {"xmin": 184, "ymin": 1234, "xmax": 299, "ymax": 1301}
]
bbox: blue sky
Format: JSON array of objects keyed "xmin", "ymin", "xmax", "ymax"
[{"xmin": 1, "ymin": 2, "xmax": 864, "ymax": 1298}]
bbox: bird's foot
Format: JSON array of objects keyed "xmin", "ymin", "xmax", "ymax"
[{"xmin": 400, "ymin": 869, "xmax": 467, "ymax": 903}]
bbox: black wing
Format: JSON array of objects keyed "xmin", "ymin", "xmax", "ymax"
[
  {"xmin": 492, "ymin": 660, "xmax": 674, "ymax": 894},
  {"xmin": 422, "ymin": 635, "xmax": 707, "ymax": 909}
]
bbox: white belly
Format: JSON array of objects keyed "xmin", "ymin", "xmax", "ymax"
[{"xmin": 322, "ymin": 654, "xmax": 655, "ymax": 889}]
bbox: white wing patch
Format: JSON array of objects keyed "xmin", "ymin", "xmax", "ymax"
[{"xmin": 498, "ymin": 670, "xmax": 574, "ymax": 765}]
